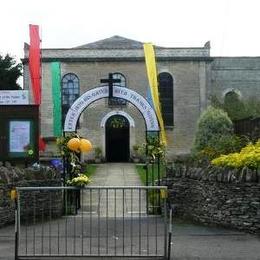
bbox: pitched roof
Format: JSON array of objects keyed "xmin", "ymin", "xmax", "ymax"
[{"xmin": 75, "ymin": 35, "xmax": 145, "ymax": 49}]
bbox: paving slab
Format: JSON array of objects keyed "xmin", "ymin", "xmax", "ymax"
[{"xmin": 82, "ymin": 163, "xmax": 147, "ymax": 217}]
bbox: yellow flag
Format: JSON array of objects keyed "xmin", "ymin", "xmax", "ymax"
[{"xmin": 143, "ymin": 43, "xmax": 167, "ymax": 145}]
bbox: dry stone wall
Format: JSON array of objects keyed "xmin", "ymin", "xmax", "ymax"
[
  {"xmin": 164, "ymin": 165, "xmax": 260, "ymax": 234},
  {"xmin": 0, "ymin": 166, "xmax": 62, "ymax": 228}
]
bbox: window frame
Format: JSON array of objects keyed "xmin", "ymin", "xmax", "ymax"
[
  {"xmin": 158, "ymin": 72, "xmax": 174, "ymax": 127},
  {"xmin": 61, "ymin": 73, "xmax": 80, "ymax": 125},
  {"xmin": 108, "ymin": 72, "xmax": 127, "ymax": 107}
]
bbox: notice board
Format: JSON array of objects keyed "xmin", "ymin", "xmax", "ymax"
[{"xmin": 0, "ymin": 105, "xmax": 39, "ymax": 162}]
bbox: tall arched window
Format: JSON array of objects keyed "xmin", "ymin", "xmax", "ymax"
[
  {"xmin": 108, "ymin": 72, "xmax": 127, "ymax": 106},
  {"xmin": 62, "ymin": 73, "xmax": 80, "ymax": 124},
  {"xmin": 158, "ymin": 72, "xmax": 174, "ymax": 127}
]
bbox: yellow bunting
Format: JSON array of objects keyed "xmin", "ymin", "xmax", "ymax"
[{"xmin": 143, "ymin": 43, "xmax": 167, "ymax": 145}]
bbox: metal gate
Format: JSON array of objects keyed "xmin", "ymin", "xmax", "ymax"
[{"xmin": 15, "ymin": 186, "xmax": 169, "ymax": 259}]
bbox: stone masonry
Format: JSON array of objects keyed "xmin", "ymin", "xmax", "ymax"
[
  {"xmin": 0, "ymin": 165, "xmax": 62, "ymax": 228},
  {"xmin": 22, "ymin": 36, "xmax": 260, "ymax": 159},
  {"xmin": 164, "ymin": 164, "xmax": 260, "ymax": 234}
]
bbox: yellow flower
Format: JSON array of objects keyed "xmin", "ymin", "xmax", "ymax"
[
  {"xmin": 67, "ymin": 174, "xmax": 90, "ymax": 186},
  {"xmin": 211, "ymin": 139, "xmax": 260, "ymax": 169}
]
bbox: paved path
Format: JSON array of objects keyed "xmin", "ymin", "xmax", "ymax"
[
  {"xmin": 81, "ymin": 163, "xmax": 147, "ymax": 217},
  {"xmin": 89, "ymin": 163, "xmax": 143, "ymax": 186}
]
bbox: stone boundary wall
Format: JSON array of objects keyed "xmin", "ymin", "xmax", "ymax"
[
  {"xmin": 165, "ymin": 165, "xmax": 260, "ymax": 234},
  {"xmin": 0, "ymin": 180, "xmax": 62, "ymax": 228}
]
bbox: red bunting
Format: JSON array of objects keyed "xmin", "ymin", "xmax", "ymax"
[
  {"xmin": 29, "ymin": 24, "xmax": 41, "ymax": 105},
  {"xmin": 39, "ymin": 136, "xmax": 46, "ymax": 152}
]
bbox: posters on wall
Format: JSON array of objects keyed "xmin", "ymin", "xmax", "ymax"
[{"xmin": 9, "ymin": 121, "xmax": 31, "ymax": 153}]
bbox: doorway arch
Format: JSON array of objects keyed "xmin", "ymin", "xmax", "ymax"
[{"xmin": 105, "ymin": 115, "xmax": 130, "ymax": 162}]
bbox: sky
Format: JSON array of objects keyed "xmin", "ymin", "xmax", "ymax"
[{"xmin": 1, "ymin": 0, "xmax": 260, "ymax": 62}]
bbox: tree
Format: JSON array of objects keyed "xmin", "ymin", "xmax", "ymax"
[{"xmin": 0, "ymin": 54, "xmax": 22, "ymax": 90}]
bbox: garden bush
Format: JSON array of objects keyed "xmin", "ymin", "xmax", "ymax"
[
  {"xmin": 193, "ymin": 106, "xmax": 244, "ymax": 161},
  {"xmin": 212, "ymin": 139, "xmax": 260, "ymax": 169}
]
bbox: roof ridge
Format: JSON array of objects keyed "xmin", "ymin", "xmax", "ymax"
[{"xmin": 74, "ymin": 35, "xmax": 145, "ymax": 49}]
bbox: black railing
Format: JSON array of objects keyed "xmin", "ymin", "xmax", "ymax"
[{"xmin": 15, "ymin": 186, "xmax": 169, "ymax": 259}]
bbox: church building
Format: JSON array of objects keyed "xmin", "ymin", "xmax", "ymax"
[{"xmin": 22, "ymin": 36, "xmax": 260, "ymax": 161}]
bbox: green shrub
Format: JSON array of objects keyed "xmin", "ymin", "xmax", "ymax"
[
  {"xmin": 244, "ymin": 97, "xmax": 260, "ymax": 119},
  {"xmin": 212, "ymin": 139, "xmax": 260, "ymax": 169},
  {"xmin": 193, "ymin": 106, "xmax": 233, "ymax": 152},
  {"xmin": 192, "ymin": 106, "xmax": 247, "ymax": 162},
  {"xmin": 196, "ymin": 134, "xmax": 247, "ymax": 161}
]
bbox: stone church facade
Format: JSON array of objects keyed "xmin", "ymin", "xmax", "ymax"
[{"xmin": 23, "ymin": 36, "xmax": 260, "ymax": 161}]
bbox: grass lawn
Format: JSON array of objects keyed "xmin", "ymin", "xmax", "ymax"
[
  {"xmin": 136, "ymin": 163, "xmax": 166, "ymax": 214},
  {"xmin": 83, "ymin": 164, "xmax": 97, "ymax": 178},
  {"xmin": 135, "ymin": 163, "xmax": 166, "ymax": 185}
]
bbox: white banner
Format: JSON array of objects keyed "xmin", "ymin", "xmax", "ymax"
[
  {"xmin": 64, "ymin": 86, "xmax": 159, "ymax": 132},
  {"xmin": 0, "ymin": 90, "xmax": 29, "ymax": 105}
]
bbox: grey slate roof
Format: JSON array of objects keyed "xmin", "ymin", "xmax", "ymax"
[
  {"xmin": 75, "ymin": 35, "xmax": 145, "ymax": 49},
  {"xmin": 23, "ymin": 36, "xmax": 211, "ymax": 62}
]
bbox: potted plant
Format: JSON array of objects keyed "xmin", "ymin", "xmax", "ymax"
[{"xmin": 94, "ymin": 147, "xmax": 102, "ymax": 163}]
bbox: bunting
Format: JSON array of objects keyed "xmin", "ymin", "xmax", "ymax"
[
  {"xmin": 51, "ymin": 62, "xmax": 62, "ymax": 137},
  {"xmin": 39, "ymin": 136, "xmax": 46, "ymax": 151},
  {"xmin": 29, "ymin": 24, "xmax": 41, "ymax": 105},
  {"xmin": 143, "ymin": 43, "xmax": 167, "ymax": 145},
  {"xmin": 29, "ymin": 25, "xmax": 46, "ymax": 151}
]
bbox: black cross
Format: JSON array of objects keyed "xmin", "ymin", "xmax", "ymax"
[{"xmin": 100, "ymin": 73, "xmax": 121, "ymax": 98}]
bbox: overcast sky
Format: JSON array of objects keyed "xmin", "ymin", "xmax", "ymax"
[{"xmin": 1, "ymin": 0, "xmax": 260, "ymax": 62}]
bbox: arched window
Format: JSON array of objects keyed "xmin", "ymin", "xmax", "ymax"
[
  {"xmin": 158, "ymin": 72, "xmax": 174, "ymax": 126},
  {"xmin": 108, "ymin": 73, "xmax": 127, "ymax": 106},
  {"xmin": 61, "ymin": 73, "xmax": 80, "ymax": 124}
]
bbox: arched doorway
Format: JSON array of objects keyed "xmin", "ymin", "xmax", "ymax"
[{"xmin": 105, "ymin": 115, "xmax": 129, "ymax": 162}]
